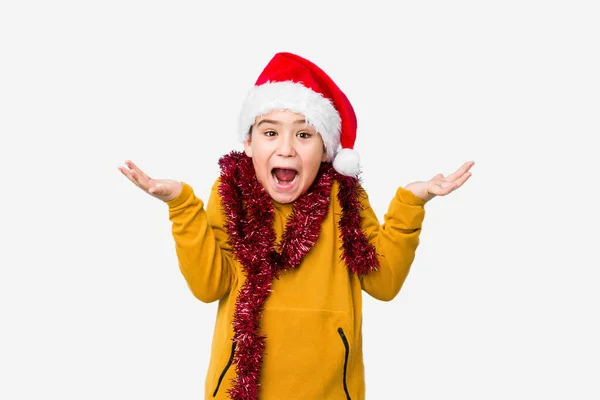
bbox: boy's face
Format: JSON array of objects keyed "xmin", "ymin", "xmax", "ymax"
[{"xmin": 244, "ymin": 109, "xmax": 328, "ymax": 204}]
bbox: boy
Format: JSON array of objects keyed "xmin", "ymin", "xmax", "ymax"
[{"xmin": 119, "ymin": 52, "xmax": 474, "ymax": 400}]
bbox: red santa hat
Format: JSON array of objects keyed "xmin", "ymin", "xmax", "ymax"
[{"xmin": 238, "ymin": 52, "xmax": 361, "ymax": 177}]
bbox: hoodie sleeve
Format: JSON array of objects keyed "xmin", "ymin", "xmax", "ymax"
[
  {"xmin": 167, "ymin": 178, "xmax": 235, "ymax": 303},
  {"xmin": 358, "ymin": 186, "xmax": 426, "ymax": 301}
]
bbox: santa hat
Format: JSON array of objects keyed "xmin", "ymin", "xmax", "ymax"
[{"xmin": 238, "ymin": 52, "xmax": 361, "ymax": 177}]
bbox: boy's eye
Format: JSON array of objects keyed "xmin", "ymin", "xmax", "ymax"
[
  {"xmin": 297, "ymin": 132, "xmax": 312, "ymax": 139},
  {"xmin": 264, "ymin": 130, "xmax": 277, "ymax": 137}
]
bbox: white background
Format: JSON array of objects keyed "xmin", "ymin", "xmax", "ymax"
[{"xmin": 1, "ymin": 1, "xmax": 599, "ymax": 399}]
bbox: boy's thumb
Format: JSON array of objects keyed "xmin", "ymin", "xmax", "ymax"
[{"xmin": 149, "ymin": 184, "xmax": 164, "ymax": 195}]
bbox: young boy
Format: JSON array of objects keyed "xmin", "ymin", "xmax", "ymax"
[{"xmin": 119, "ymin": 52, "xmax": 474, "ymax": 400}]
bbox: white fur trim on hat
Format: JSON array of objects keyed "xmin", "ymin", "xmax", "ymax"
[
  {"xmin": 333, "ymin": 148, "xmax": 361, "ymax": 177},
  {"xmin": 238, "ymin": 81, "xmax": 341, "ymax": 163}
]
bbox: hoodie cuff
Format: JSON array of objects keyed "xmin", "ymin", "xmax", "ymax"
[
  {"xmin": 166, "ymin": 182, "xmax": 194, "ymax": 209},
  {"xmin": 396, "ymin": 186, "xmax": 426, "ymax": 207}
]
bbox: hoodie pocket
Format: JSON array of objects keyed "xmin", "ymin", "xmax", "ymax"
[
  {"xmin": 338, "ymin": 327, "xmax": 352, "ymax": 400},
  {"xmin": 259, "ymin": 308, "xmax": 354, "ymax": 399},
  {"xmin": 212, "ymin": 340, "xmax": 236, "ymax": 397}
]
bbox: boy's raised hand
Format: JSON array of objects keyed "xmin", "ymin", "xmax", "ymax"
[
  {"xmin": 405, "ymin": 161, "xmax": 475, "ymax": 203},
  {"xmin": 118, "ymin": 160, "xmax": 182, "ymax": 203}
]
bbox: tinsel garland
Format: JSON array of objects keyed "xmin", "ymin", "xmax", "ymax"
[{"xmin": 217, "ymin": 151, "xmax": 379, "ymax": 400}]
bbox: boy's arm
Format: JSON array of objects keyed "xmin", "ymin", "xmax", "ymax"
[
  {"xmin": 358, "ymin": 185, "xmax": 426, "ymax": 301},
  {"xmin": 167, "ymin": 178, "xmax": 235, "ymax": 303}
]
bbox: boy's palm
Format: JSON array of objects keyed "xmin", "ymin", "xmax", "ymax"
[{"xmin": 119, "ymin": 160, "xmax": 182, "ymax": 202}]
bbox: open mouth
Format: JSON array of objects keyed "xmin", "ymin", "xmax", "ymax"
[{"xmin": 271, "ymin": 167, "xmax": 298, "ymax": 188}]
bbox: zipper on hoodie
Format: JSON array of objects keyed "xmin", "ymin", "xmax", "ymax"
[
  {"xmin": 337, "ymin": 327, "xmax": 352, "ymax": 400},
  {"xmin": 213, "ymin": 340, "xmax": 236, "ymax": 397}
]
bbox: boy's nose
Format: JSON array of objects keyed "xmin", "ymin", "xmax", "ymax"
[{"xmin": 276, "ymin": 135, "xmax": 296, "ymax": 157}]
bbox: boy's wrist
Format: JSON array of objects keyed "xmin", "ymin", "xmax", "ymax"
[{"xmin": 167, "ymin": 182, "xmax": 192, "ymax": 208}]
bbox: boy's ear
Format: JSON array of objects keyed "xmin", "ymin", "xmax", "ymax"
[
  {"xmin": 321, "ymin": 145, "xmax": 327, "ymax": 162},
  {"xmin": 243, "ymin": 131, "xmax": 253, "ymax": 157}
]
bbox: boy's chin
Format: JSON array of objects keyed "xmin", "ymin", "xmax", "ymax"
[
  {"xmin": 267, "ymin": 187, "xmax": 301, "ymax": 204},
  {"xmin": 269, "ymin": 193, "xmax": 298, "ymax": 204}
]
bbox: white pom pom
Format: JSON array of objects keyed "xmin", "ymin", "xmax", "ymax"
[{"xmin": 333, "ymin": 148, "xmax": 361, "ymax": 177}]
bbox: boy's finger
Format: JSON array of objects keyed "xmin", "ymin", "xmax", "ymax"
[
  {"xmin": 446, "ymin": 161, "xmax": 474, "ymax": 182},
  {"xmin": 119, "ymin": 167, "xmax": 144, "ymax": 190},
  {"xmin": 453, "ymin": 172, "xmax": 472, "ymax": 188},
  {"xmin": 126, "ymin": 160, "xmax": 151, "ymax": 181},
  {"xmin": 130, "ymin": 171, "xmax": 151, "ymax": 191}
]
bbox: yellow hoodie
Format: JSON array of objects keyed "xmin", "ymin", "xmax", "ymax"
[{"xmin": 167, "ymin": 177, "xmax": 426, "ymax": 400}]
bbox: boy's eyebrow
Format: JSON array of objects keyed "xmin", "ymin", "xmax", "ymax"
[{"xmin": 256, "ymin": 119, "xmax": 306, "ymax": 127}]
